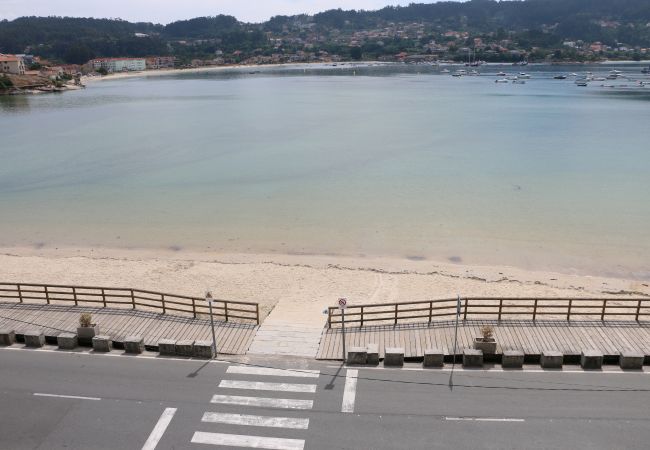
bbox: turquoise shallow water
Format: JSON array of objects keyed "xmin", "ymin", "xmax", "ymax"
[{"xmin": 1, "ymin": 63, "xmax": 649, "ymax": 277}]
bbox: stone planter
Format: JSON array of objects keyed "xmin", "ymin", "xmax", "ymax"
[
  {"xmin": 473, "ymin": 338, "xmax": 496, "ymax": 354},
  {"xmin": 77, "ymin": 325, "xmax": 99, "ymax": 346}
]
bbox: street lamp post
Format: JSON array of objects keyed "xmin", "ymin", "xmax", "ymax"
[{"xmin": 205, "ymin": 291, "xmax": 218, "ymax": 358}]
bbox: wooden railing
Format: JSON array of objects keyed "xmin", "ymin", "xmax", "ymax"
[
  {"xmin": 0, "ymin": 282, "xmax": 259, "ymax": 325},
  {"xmin": 327, "ymin": 297, "xmax": 650, "ymax": 328}
]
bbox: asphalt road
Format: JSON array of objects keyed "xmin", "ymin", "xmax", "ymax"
[{"xmin": 1, "ymin": 347, "xmax": 649, "ymax": 449}]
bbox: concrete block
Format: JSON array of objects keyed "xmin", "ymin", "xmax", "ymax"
[
  {"xmin": 463, "ymin": 348, "xmax": 483, "ymax": 367},
  {"xmin": 347, "ymin": 347, "xmax": 368, "ymax": 365},
  {"xmin": 92, "ymin": 335, "xmax": 112, "ymax": 352},
  {"xmin": 619, "ymin": 351, "xmax": 644, "ymax": 370},
  {"xmin": 175, "ymin": 340, "xmax": 194, "ymax": 357},
  {"xmin": 423, "ymin": 348, "xmax": 444, "ymax": 368},
  {"xmin": 193, "ymin": 340, "xmax": 214, "ymax": 359},
  {"xmin": 57, "ymin": 333, "xmax": 78, "ymax": 350},
  {"xmin": 541, "ymin": 350, "xmax": 563, "ymax": 369},
  {"xmin": 124, "ymin": 335, "xmax": 144, "ymax": 354},
  {"xmin": 158, "ymin": 339, "xmax": 176, "ymax": 356},
  {"xmin": 502, "ymin": 350, "xmax": 524, "ymax": 368},
  {"xmin": 367, "ymin": 344, "xmax": 379, "ymax": 365},
  {"xmin": 580, "ymin": 350, "xmax": 603, "ymax": 370},
  {"xmin": 384, "ymin": 347, "xmax": 404, "ymax": 367},
  {"xmin": 0, "ymin": 329, "xmax": 16, "ymax": 346},
  {"xmin": 24, "ymin": 330, "xmax": 45, "ymax": 348}
]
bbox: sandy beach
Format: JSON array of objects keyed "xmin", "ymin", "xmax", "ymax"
[{"xmin": 1, "ymin": 247, "xmax": 647, "ymax": 323}]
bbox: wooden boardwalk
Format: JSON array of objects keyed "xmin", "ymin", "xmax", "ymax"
[
  {"xmin": 316, "ymin": 319, "xmax": 650, "ymax": 360},
  {"xmin": 0, "ymin": 302, "xmax": 257, "ymax": 355}
]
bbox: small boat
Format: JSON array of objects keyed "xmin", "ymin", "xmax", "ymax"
[
  {"xmin": 452, "ymin": 72, "xmax": 462, "ymax": 77},
  {"xmin": 576, "ymin": 82, "xmax": 588, "ymax": 87},
  {"xmin": 518, "ymin": 73, "xmax": 531, "ymax": 79},
  {"xmin": 570, "ymin": 73, "xmax": 578, "ymax": 77},
  {"xmin": 507, "ymin": 75, "xmax": 518, "ymax": 81},
  {"xmin": 441, "ymin": 68, "xmax": 450, "ymax": 73},
  {"xmin": 496, "ymin": 71, "xmax": 507, "ymax": 76},
  {"xmin": 606, "ymin": 74, "xmax": 619, "ymax": 80},
  {"xmin": 469, "ymin": 70, "xmax": 480, "ymax": 76},
  {"xmin": 495, "ymin": 79, "xmax": 509, "ymax": 83},
  {"xmin": 553, "ymin": 75, "xmax": 567, "ymax": 80},
  {"xmin": 642, "ymin": 67, "xmax": 650, "ymax": 74},
  {"xmin": 512, "ymin": 80, "xmax": 526, "ymax": 84},
  {"xmin": 592, "ymin": 77, "xmax": 606, "ymax": 81}
]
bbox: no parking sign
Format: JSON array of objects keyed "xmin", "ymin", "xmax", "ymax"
[{"xmin": 338, "ymin": 297, "xmax": 347, "ymax": 310}]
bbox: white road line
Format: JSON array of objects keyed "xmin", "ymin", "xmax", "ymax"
[
  {"xmin": 141, "ymin": 407, "xmax": 177, "ymax": 450},
  {"xmin": 327, "ymin": 365, "xmax": 650, "ymax": 374},
  {"xmin": 191, "ymin": 431, "xmax": 305, "ymax": 450},
  {"xmin": 341, "ymin": 369, "xmax": 358, "ymax": 413},
  {"xmin": 33, "ymin": 393, "xmax": 101, "ymax": 401},
  {"xmin": 445, "ymin": 417, "xmax": 525, "ymax": 422},
  {"xmin": 219, "ymin": 380, "xmax": 317, "ymax": 393},
  {"xmin": 202, "ymin": 412, "xmax": 309, "ymax": 430},
  {"xmin": 227, "ymin": 366, "xmax": 320, "ymax": 378},
  {"xmin": 211, "ymin": 394, "xmax": 313, "ymax": 410}
]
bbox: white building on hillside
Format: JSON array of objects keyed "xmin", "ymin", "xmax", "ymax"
[
  {"xmin": 0, "ymin": 54, "xmax": 26, "ymax": 75},
  {"xmin": 91, "ymin": 58, "xmax": 146, "ymax": 72}
]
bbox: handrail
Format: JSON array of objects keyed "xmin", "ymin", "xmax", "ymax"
[
  {"xmin": 0, "ymin": 282, "xmax": 259, "ymax": 325},
  {"xmin": 327, "ymin": 297, "xmax": 650, "ymax": 328}
]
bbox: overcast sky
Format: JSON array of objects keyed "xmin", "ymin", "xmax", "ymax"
[{"xmin": 0, "ymin": 0, "xmax": 432, "ymax": 24}]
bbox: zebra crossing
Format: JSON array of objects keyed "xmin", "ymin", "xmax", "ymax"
[{"xmin": 191, "ymin": 365, "xmax": 321, "ymax": 449}]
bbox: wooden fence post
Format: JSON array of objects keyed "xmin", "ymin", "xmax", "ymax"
[
  {"xmin": 192, "ymin": 297, "xmax": 196, "ymax": 318},
  {"xmin": 394, "ymin": 304, "xmax": 398, "ymax": 326},
  {"xmin": 131, "ymin": 289, "xmax": 135, "ymax": 309},
  {"xmin": 45, "ymin": 285, "xmax": 50, "ymax": 304},
  {"xmin": 498, "ymin": 298, "xmax": 503, "ymax": 322},
  {"xmin": 463, "ymin": 297, "xmax": 469, "ymax": 321},
  {"xmin": 360, "ymin": 306, "xmax": 364, "ymax": 327},
  {"xmin": 162, "ymin": 294, "xmax": 166, "ymax": 314},
  {"xmin": 635, "ymin": 299, "xmax": 642, "ymax": 322},
  {"xmin": 327, "ymin": 308, "xmax": 332, "ymax": 328},
  {"xmin": 101, "ymin": 288, "xmax": 106, "ymax": 307},
  {"xmin": 225, "ymin": 302, "xmax": 229, "ymax": 322},
  {"xmin": 428, "ymin": 301, "xmax": 432, "ymax": 324},
  {"xmin": 533, "ymin": 299, "xmax": 538, "ymax": 321},
  {"xmin": 567, "ymin": 299, "xmax": 572, "ymax": 321},
  {"xmin": 601, "ymin": 299, "xmax": 606, "ymax": 321},
  {"xmin": 72, "ymin": 287, "xmax": 78, "ymax": 306},
  {"xmin": 17, "ymin": 283, "xmax": 23, "ymax": 303},
  {"xmin": 255, "ymin": 303, "xmax": 259, "ymax": 325}
]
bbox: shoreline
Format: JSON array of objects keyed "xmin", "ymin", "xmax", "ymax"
[
  {"xmin": 1, "ymin": 246, "xmax": 648, "ymax": 321},
  {"xmin": 81, "ymin": 59, "xmax": 650, "ymax": 84}
]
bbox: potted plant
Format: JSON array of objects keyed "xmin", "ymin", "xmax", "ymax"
[
  {"xmin": 77, "ymin": 313, "xmax": 99, "ymax": 346},
  {"xmin": 473, "ymin": 325, "xmax": 497, "ymax": 354}
]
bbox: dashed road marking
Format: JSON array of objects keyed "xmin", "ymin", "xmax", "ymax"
[
  {"xmin": 202, "ymin": 412, "xmax": 309, "ymax": 429},
  {"xmin": 445, "ymin": 417, "xmax": 525, "ymax": 422},
  {"xmin": 219, "ymin": 380, "xmax": 317, "ymax": 393},
  {"xmin": 211, "ymin": 394, "xmax": 313, "ymax": 410},
  {"xmin": 227, "ymin": 366, "xmax": 320, "ymax": 378},
  {"xmin": 33, "ymin": 393, "xmax": 101, "ymax": 401},
  {"xmin": 191, "ymin": 431, "xmax": 305, "ymax": 450},
  {"xmin": 141, "ymin": 407, "xmax": 177, "ymax": 450},
  {"xmin": 341, "ymin": 369, "xmax": 358, "ymax": 413}
]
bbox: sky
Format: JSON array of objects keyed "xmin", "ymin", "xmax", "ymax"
[{"xmin": 0, "ymin": 0, "xmax": 428, "ymax": 24}]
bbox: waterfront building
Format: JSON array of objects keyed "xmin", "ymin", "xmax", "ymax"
[
  {"xmin": 90, "ymin": 58, "xmax": 146, "ymax": 72},
  {"xmin": 0, "ymin": 54, "xmax": 26, "ymax": 75},
  {"xmin": 145, "ymin": 56, "xmax": 177, "ymax": 70}
]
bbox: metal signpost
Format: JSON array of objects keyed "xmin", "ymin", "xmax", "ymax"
[
  {"xmin": 449, "ymin": 294, "xmax": 461, "ymax": 388},
  {"xmin": 338, "ymin": 297, "xmax": 348, "ymax": 362},
  {"xmin": 205, "ymin": 291, "xmax": 218, "ymax": 358}
]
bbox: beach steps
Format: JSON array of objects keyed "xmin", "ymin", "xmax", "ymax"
[{"xmin": 247, "ymin": 303, "xmax": 325, "ymax": 358}]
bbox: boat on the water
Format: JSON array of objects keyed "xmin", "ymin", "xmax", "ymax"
[
  {"xmin": 576, "ymin": 82, "xmax": 588, "ymax": 87},
  {"xmin": 496, "ymin": 71, "xmax": 507, "ymax": 76},
  {"xmin": 495, "ymin": 79, "xmax": 509, "ymax": 83},
  {"xmin": 518, "ymin": 73, "xmax": 531, "ymax": 79},
  {"xmin": 642, "ymin": 67, "xmax": 650, "ymax": 74},
  {"xmin": 553, "ymin": 75, "xmax": 567, "ymax": 80}
]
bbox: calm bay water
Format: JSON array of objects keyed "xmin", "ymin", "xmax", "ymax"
[{"xmin": 1, "ymin": 63, "xmax": 649, "ymax": 277}]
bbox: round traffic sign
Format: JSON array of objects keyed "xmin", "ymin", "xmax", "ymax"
[{"xmin": 338, "ymin": 297, "xmax": 347, "ymax": 309}]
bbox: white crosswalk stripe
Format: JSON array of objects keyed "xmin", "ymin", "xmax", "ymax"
[
  {"xmin": 202, "ymin": 412, "xmax": 309, "ymax": 429},
  {"xmin": 192, "ymin": 365, "xmax": 320, "ymax": 448},
  {"xmin": 219, "ymin": 380, "xmax": 317, "ymax": 393},
  {"xmin": 227, "ymin": 366, "xmax": 320, "ymax": 378},
  {"xmin": 211, "ymin": 394, "xmax": 313, "ymax": 410},
  {"xmin": 191, "ymin": 431, "xmax": 305, "ymax": 450}
]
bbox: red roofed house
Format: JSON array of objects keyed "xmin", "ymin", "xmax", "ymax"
[{"xmin": 0, "ymin": 54, "xmax": 26, "ymax": 75}]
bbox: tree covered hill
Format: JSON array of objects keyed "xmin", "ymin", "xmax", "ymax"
[{"xmin": 1, "ymin": 0, "xmax": 649, "ymax": 64}]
